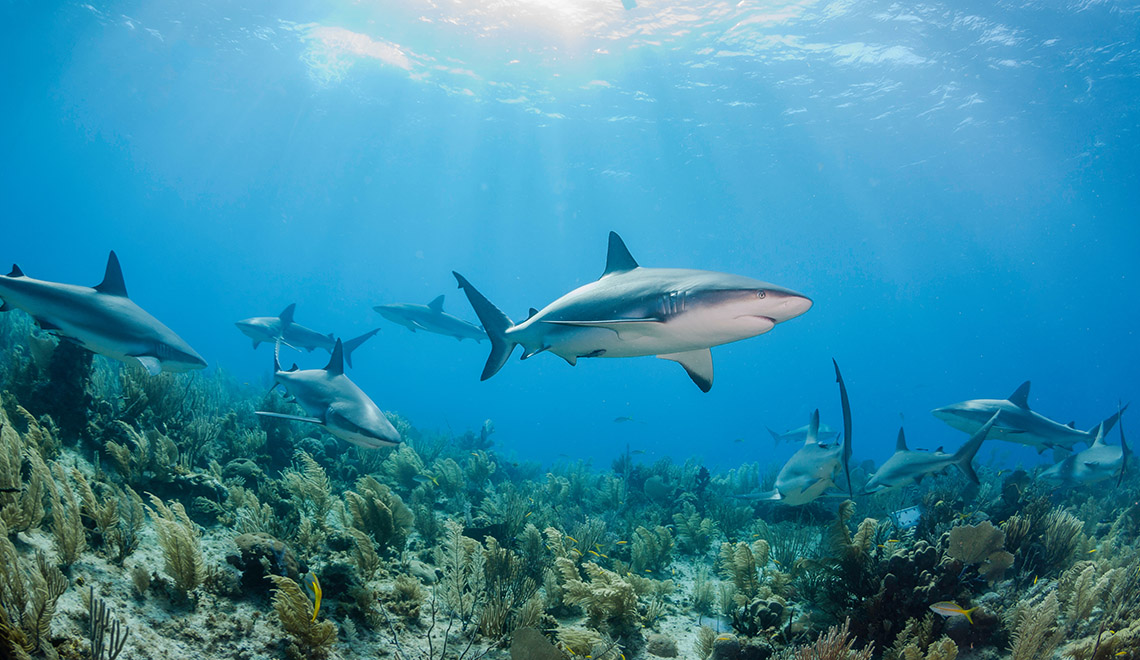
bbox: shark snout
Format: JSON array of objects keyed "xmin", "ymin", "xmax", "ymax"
[{"xmin": 765, "ymin": 290, "xmax": 813, "ymax": 323}]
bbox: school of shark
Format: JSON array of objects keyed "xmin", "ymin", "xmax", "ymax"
[{"xmin": 0, "ymin": 231, "xmax": 1135, "ymax": 660}]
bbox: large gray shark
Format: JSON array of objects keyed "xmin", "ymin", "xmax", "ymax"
[
  {"xmin": 0, "ymin": 252, "xmax": 205, "ymax": 374},
  {"xmin": 452, "ymin": 232, "xmax": 812, "ymax": 392},
  {"xmin": 235, "ymin": 303, "xmax": 378, "ymax": 368},
  {"xmin": 932, "ymin": 382, "xmax": 1125, "ymax": 453},
  {"xmin": 1039, "ymin": 420, "xmax": 1130, "ymax": 487},
  {"xmin": 255, "ymin": 340, "xmax": 401, "ymax": 449},
  {"xmin": 373, "ymin": 295, "xmax": 486, "ymax": 342},
  {"xmin": 863, "ymin": 413, "xmax": 998, "ymax": 494},
  {"xmin": 742, "ymin": 360, "xmax": 854, "ymax": 505}
]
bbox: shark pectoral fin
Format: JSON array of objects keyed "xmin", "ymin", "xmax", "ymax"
[
  {"xmin": 658, "ymin": 349, "xmax": 713, "ymax": 393},
  {"xmin": 563, "ymin": 355, "xmax": 578, "ymax": 366},
  {"xmin": 252, "ymin": 340, "xmax": 261, "ymax": 349},
  {"xmin": 134, "ymin": 356, "xmax": 163, "ymax": 376},
  {"xmin": 1084, "ymin": 461, "xmax": 1102, "ymax": 468},
  {"xmin": 0, "ymin": 301, "xmax": 10, "ymax": 312},
  {"xmin": 521, "ymin": 345, "xmax": 550, "ymax": 360},
  {"xmin": 254, "ymin": 411, "xmax": 324, "ymax": 425}
]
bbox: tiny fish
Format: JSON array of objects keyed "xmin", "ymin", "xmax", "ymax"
[
  {"xmin": 589, "ymin": 550, "xmax": 601, "ymax": 557},
  {"xmin": 0, "ymin": 487, "xmax": 21, "ymax": 493},
  {"xmin": 733, "ymin": 438, "xmax": 744, "ymax": 443},
  {"xmin": 1115, "ymin": 653, "xmax": 1126, "ymax": 657},
  {"xmin": 525, "ymin": 512, "xmax": 532, "ymax": 518},
  {"xmin": 930, "ymin": 601, "xmax": 978, "ymax": 624},
  {"xmin": 631, "ymin": 449, "xmax": 646, "ymax": 455},
  {"xmin": 1088, "ymin": 549, "xmax": 1098, "ymax": 554},
  {"xmin": 566, "ymin": 535, "xmax": 579, "ymax": 543},
  {"xmin": 1033, "ymin": 575, "xmax": 1038, "ymax": 585},
  {"xmin": 616, "ymin": 540, "xmax": 628, "ymax": 545},
  {"xmin": 614, "ymin": 416, "xmax": 635, "ymax": 423}
]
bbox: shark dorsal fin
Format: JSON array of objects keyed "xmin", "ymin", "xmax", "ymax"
[
  {"xmin": 805, "ymin": 409, "xmax": 820, "ymax": 445},
  {"xmin": 428, "ymin": 295, "xmax": 445, "ymax": 313},
  {"xmin": 602, "ymin": 232, "xmax": 639, "ymax": 277},
  {"xmin": 94, "ymin": 251, "xmax": 128, "ymax": 297},
  {"xmin": 7, "ymin": 264, "xmax": 24, "ymax": 278},
  {"xmin": 325, "ymin": 339, "xmax": 345, "ymax": 375},
  {"xmin": 527, "ymin": 308, "xmax": 539, "ymax": 320},
  {"xmin": 1066, "ymin": 421, "xmax": 1076, "ymax": 429},
  {"xmin": 935, "ymin": 446, "xmax": 944, "ymax": 453},
  {"xmin": 896, "ymin": 428, "xmax": 908, "ymax": 452},
  {"xmin": 1008, "ymin": 381, "xmax": 1031, "ymax": 409},
  {"xmin": 279, "ymin": 303, "xmax": 297, "ymax": 325},
  {"xmin": 1092, "ymin": 423, "xmax": 1106, "ymax": 446}
]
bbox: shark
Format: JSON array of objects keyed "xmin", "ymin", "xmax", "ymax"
[
  {"xmin": 235, "ymin": 303, "xmax": 378, "ymax": 368},
  {"xmin": 0, "ymin": 252, "xmax": 205, "ymax": 375},
  {"xmin": 1039, "ymin": 419, "xmax": 1130, "ymax": 487},
  {"xmin": 863, "ymin": 412, "xmax": 999, "ymax": 494},
  {"xmin": 768, "ymin": 422, "xmax": 839, "ymax": 447},
  {"xmin": 452, "ymin": 232, "xmax": 812, "ymax": 392},
  {"xmin": 742, "ymin": 360, "xmax": 854, "ymax": 505},
  {"xmin": 373, "ymin": 295, "xmax": 486, "ymax": 342},
  {"xmin": 255, "ymin": 340, "xmax": 401, "ymax": 449},
  {"xmin": 932, "ymin": 381, "xmax": 1126, "ymax": 453}
]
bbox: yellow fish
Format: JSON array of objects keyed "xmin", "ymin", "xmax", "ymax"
[
  {"xmin": 616, "ymin": 541, "xmax": 628, "ymax": 545},
  {"xmin": 929, "ymin": 601, "xmax": 977, "ymax": 624},
  {"xmin": 302, "ymin": 572, "xmax": 322, "ymax": 622},
  {"xmin": 566, "ymin": 536, "xmax": 579, "ymax": 544}
]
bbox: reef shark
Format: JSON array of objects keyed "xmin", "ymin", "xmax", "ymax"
[
  {"xmin": 863, "ymin": 412, "xmax": 998, "ymax": 494},
  {"xmin": 453, "ymin": 232, "xmax": 812, "ymax": 392},
  {"xmin": 742, "ymin": 360, "xmax": 854, "ymax": 505},
  {"xmin": 255, "ymin": 340, "xmax": 401, "ymax": 449},
  {"xmin": 1039, "ymin": 419, "xmax": 1130, "ymax": 487},
  {"xmin": 932, "ymin": 382, "xmax": 1126, "ymax": 453},
  {"xmin": 768, "ymin": 422, "xmax": 839, "ymax": 447},
  {"xmin": 373, "ymin": 295, "xmax": 486, "ymax": 342},
  {"xmin": 0, "ymin": 252, "xmax": 205, "ymax": 375},
  {"xmin": 235, "ymin": 303, "xmax": 378, "ymax": 368}
]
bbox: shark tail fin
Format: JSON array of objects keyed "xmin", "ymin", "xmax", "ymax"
[
  {"xmin": 1095, "ymin": 403, "xmax": 1129, "ymax": 437},
  {"xmin": 453, "ymin": 272, "xmax": 517, "ymax": 381},
  {"xmin": 342, "ymin": 329, "xmax": 380, "ymax": 369},
  {"xmin": 768, "ymin": 427, "xmax": 782, "ymax": 447},
  {"xmin": 834, "ymin": 359, "xmax": 853, "ymax": 498},
  {"xmin": 953, "ymin": 411, "xmax": 999, "ymax": 485}
]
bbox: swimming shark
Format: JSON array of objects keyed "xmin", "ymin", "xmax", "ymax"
[
  {"xmin": 0, "ymin": 252, "xmax": 205, "ymax": 374},
  {"xmin": 373, "ymin": 295, "xmax": 486, "ymax": 342},
  {"xmin": 1039, "ymin": 419, "xmax": 1130, "ymax": 487},
  {"xmin": 742, "ymin": 360, "xmax": 854, "ymax": 505},
  {"xmin": 932, "ymin": 382, "xmax": 1126, "ymax": 453},
  {"xmin": 235, "ymin": 303, "xmax": 378, "ymax": 368},
  {"xmin": 255, "ymin": 340, "xmax": 401, "ymax": 449},
  {"xmin": 453, "ymin": 232, "xmax": 812, "ymax": 392},
  {"xmin": 768, "ymin": 422, "xmax": 839, "ymax": 447},
  {"xmin": 863, "ymin": 412, "xmax": 998, "ymax": 494}
]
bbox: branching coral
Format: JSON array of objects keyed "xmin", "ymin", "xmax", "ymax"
[
  {"xmin": 631, "ymin": 525, "xmax": 674, "ymax": 574},
  {"xmin": 555, "ymin": 558, "xmax": 639, "ymax": 633},
  {"xmin": 281, "ymin": 450, "xmax": 333, "ymax": 524},
  {"xmin": 792, "ymin": 618, "xmax": 873, "ymax": 660},
  {"xmin": 0, "ymin": 415, "xmax": 49, "ymax": 534},
  {"xmin": 0, "ymin": 521, "xmax": 69, "ymax": 657},
  {"xmin": 673, "ymin": 502, "xmax": 718, "ymax": 555},
  {"xmin": 1009, "ymin": 592, "xmax": 1064, "ymax": 660}
]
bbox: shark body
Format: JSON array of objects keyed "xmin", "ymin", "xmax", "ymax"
[
  {"xmin": 373, "ymin": 295, "xmax": 486, "ymax": 342},
  {"xmin": 235, "ymin": 303, "xmax": 378, "ymax": 368},
  {"xmin": 1040, "ymin": 421, "xmax": 1130, "ymax": 487},
  {"xmin": 932, "ymin": 381, "xmax": 1125, "ymax": 453},
  {"xmin": 453, "ymin": 232, "xmax": 812, "ymax": 392},
  {"xmin": 0, "ymin": 252, "xmax": 205, "ymax": 374},
  {"xmin": 256, "ymin": 340, "xmax": 401, "ymax": 449},
  {"xmin": 863, "ymin": 413, "xmax": 998, "ymax": 493},
  {"xmin": 768, "ymin": 422, "xmax": 839, "ymax": 447}
]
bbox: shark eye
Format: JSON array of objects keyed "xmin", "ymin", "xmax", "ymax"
[{"xmin": 757, "ymin": 290, "xmax": 767, "ymax": 299}]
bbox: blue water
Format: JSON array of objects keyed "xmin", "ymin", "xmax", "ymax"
[{"xmin": 3, "ymin": 0, "xmax": 1138, "ymax": 470}]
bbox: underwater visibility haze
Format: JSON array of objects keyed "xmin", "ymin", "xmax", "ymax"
[{"xmin": 1, "ymin": 0, "xmax": 1139, "ymax": 659}]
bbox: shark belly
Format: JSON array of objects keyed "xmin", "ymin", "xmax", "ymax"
[{"xmin": 534, "ymin": 313, "xmax": 775, "ymax": 360}]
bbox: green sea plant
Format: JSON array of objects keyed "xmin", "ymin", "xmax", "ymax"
[
  {"xmin": 269, "ymin": 575, "xmax": 337, "ymax": 657},
  {"xmin": 631, "ymin": 525, "xmax": 673, "ymax": 574},
  {"xmin": 48, "ymin": 462, "xmax": 86, "ymax": 567},
  {"xmin": 145, "ymin": 494, "xmax": 205, "ymax": 595},
  {"xmin": 791, "ymin": 618, "xmax": 873, "ymax": 660},
  {"xmin": 1058, "ymin": 560, "xmax": 1120, "ymax": 626},
  {"xmin": 555, "ymin": 626, "xmax": 623, "ymax": 660},
  {"xmin": 382, "ymin": 445, "xmax": 426, "ymax": 491},
  {"xmin": 0, "ymin": 414, "xmax": 49, "ymax": 534},
  {"xmin": 345, "ymin": 476, "xmax": 414, "ymax": 553},
  {"xmin": 281, "ymin": 450, "xmax": 333, "ymax": 524},
  {"xmin": 436, "ymin": 519, "xmax": 486, "ymax": 625},
  {"xmin": 0, "ymin": 521, "xmax": 69, "ymax": 658},
  {"xmin": 1009, "ymin": 591, "xmax": 1064, "ymax": 660},
  {"xmin": 673, "ymin": 502, "xmax": 718, "ymax": 555},
  {"xmin": 555, "ymin": 558, "xmax": 639, "ymax": 633}
]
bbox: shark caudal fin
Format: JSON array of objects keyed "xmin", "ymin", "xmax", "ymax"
[
  {"xmin": 453, "ymin": 272, "xmax": 517, "ymax": 381},
  {"xmin": 833, "ymin": 359, "xmax": 853, "ymax": 497},
  {"xmin": 342, "ymin": 328, "xmax": 380, "ymax": 369},
  {"xmin": 1094, "ymin": 403, "xmax": 1129, "ymax": 437},
  {"xmin": 953, "ymin": 411, "xmax": 999, "ymax": 485}
]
